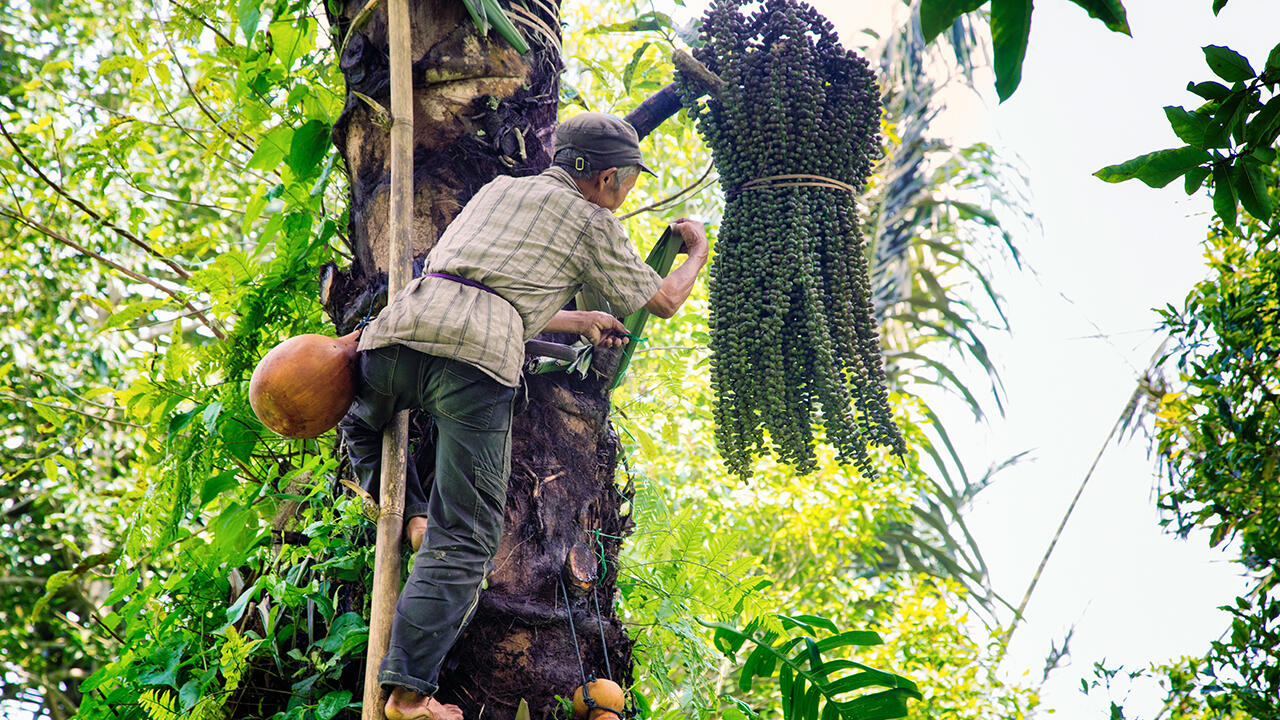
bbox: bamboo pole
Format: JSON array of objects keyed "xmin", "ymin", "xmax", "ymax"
[{"xmin": 363, "ymin": 0, "xmax": 414, "ymax": 716}]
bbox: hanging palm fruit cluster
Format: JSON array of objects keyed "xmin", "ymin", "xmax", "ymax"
[{"xmin": 676, "ymin": 0, "xmax": 906, "ymax": 478}]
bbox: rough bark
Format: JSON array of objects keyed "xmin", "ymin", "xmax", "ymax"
[{"xmin": 323, "ymin": 2, "xmax": 635, "ymax": 718}]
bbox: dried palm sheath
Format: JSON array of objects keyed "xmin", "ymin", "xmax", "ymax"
[{"xmin": 676, "ymin": 0, "xmax": 906, "ymax": 479}]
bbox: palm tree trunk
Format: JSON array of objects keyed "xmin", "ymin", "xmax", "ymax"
[{"xmin": 322, "ymin": 2, "xmax": 635, "ymax": 717}]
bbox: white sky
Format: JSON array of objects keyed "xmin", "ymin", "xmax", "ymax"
[{"xmin": 801, "ymin": 0, "xmax": 1279, "ymax": 715}]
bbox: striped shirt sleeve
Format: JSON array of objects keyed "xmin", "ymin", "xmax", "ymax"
[{"xmin": 579, "ymin": 210, "xmax": 664, "ymax": 317}]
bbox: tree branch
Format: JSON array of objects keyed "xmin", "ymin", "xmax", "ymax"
[
  {"xmin": 170, "ymin": 0, "xmax": 235, "ymax": 47},
  {"xmin": 0, "ymin": 392, "xmax": 146, "ymax": 428},
  {"xmin": 0, "ymin": 207, "xmax": 227, "ymax": 340},
  {"xmin": 0, "ymin": 117, "xmax": 193, "ymax": 280},
  {"xmin": 625, "ymin": 50, "xmax": 723, "ymax": 140},
  {"xmin": 158, "ymin": 22, "xmax": 256, "ymax": 154},
  {"xmin": 619, "ymin": 161, "xmax": 715, "ymax": 219}
]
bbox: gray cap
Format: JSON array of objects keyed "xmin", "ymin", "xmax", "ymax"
[{"xmin": 553, "ymin": 112, "xmax": 656, "ymax": 177}]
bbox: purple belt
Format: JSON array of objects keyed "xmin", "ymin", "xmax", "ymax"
[{"xmin": 425, "ymin": 272, "xmax": 499, "ymax": 296}]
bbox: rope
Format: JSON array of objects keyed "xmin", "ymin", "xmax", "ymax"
[
  {"xmin": 592, "ymin": 585, "xmax": 613, "ymax": 682},
  {"xmin": 739, "ymin": 172, "xmax": 860, "ymax": 194},
  {"xmin": 558, "ymin": 576, "xmax": 590, "ymax": 691},
  {"xmin": 560, "ymin": 567, "xmax": 629, "ymax": 717}
]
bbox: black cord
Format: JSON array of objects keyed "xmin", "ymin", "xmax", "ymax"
[{"xmin": 591, "ymin": 587, "xmax": 613, "ymax": 682}]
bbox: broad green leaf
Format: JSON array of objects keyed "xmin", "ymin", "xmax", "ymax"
[
  {"xmin": 247, "ymin": 125, "xmax": 294, "ymax": 172},
  {"xmin": 826, "ymin": 670, "xmax": 906, "ymax": 695},
  {"xmin": 918, "ymin": 0, "xmax": 986, "ymax": 43},
  {"xmin": 33, "ymin": 569, "xmax": 74, "ymax": 618},
  {"xmin": 1212, "ymin": 0, "xmax": 1229, "ymax": 15},
  {"xmin": 1232, "ymin": 158, "xmax": 1274, "ymax": 222},
  {"xmin": 137, "ymin": 643, "xmax": 185, "ymax": 688},
  {"xmin": 269, "ymin": 17, "xmax": 317, "ymax": 69},
  {"xmin": 104, "ymin": 570, "xmax": 137, "ymax": 606},
  {"xmin": 316, "ymin": 690, "xmax": 352, "ymax": 720},
  {"xmin": 1187, "ymin": 80, "xmax": 1230, "ymax": 101},
  {"xmin": 1245, "ymin": 96, "xmax": 1280, "ymax": 146},
  {"xmin": 238, "ymin": 0, "xmax": 262, "ymax": 40},
  {"xmin": 991, "ymin": 0, "xmax": 1033, "ymax": 102},
  {"xmin": 623, "ymin": 42, "xmax": 652, "ymax": 95},
  {"xmin": 210, "ymin": 503, "xmax": 263, "ymax": 564},
  {"xmin": 1065, "ymin": 0, "xmax": 1130, "ymax": 35},
  {"xmin": 1184, "ymin": 165, "xmax": 1211, "ymax": 195},
  {"xmin": 200, "ymin": 470, "xmax": 239, "ymax": 508},
  {"xmin": 243, "ymin": 184, "xmax": 268, "ymax": 234},
  {"xmin": 482, "ymin": 0, "xmax": 530, "ymax": 54},
  {"xmin": 1164, "ymin": 106, "xmax": 1211, "ymax": 147},
  {"xmin": 781, "ymin": 614, "xmax": 839, "ymax": 634},
  {"xmin": 202, "ymin": 401, "xmax": 223, "ymax": 433},
  {"xmin": 321, "ymin": 612, "xmax": 369, "ymax": 655},
  {"xmin": 841, "ymin": 688, "xmax": 922, "ymax": 720},
  {"xmin": 1266, "ymin": 41, "xmax": 1280, "ymax": 79},
  {"xmin": 1203, "ymin": 45, "xmax": 1255, "ymax": 83},
  {"xmin": 167, "ymin": 406, "xmax": 200, "ymax": 437},
  {"xmin": 1212, "ymin": 163, "xmax": 1238, "ymax": 228},
  {"xmin": 585, "ymin": 11, "xmax": 674, "ymax": 34},
  {"xmin": 814, "ymin": 631, "xmax": 883, "ymax": 653},
  {"xmin": 740, "ymin": 643, "xmax": 767, "ymax": 692},
  {"xmin": 34, "ymin": 404, "xmax": 59, "ymax": 426},
  {"xmin": 1094, "ymin": 146, "xmax": 1211, "ymax": 188},
  {"xmin": 103, "ymin": 297, "xmax": 168, "ymax": 330},
  {"xmin": 289, "ymin": 119, "xmax": 331, "ymax": 178}
]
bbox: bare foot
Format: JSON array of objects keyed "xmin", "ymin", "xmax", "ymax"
[
  {"xmin": 384, "ymin": 687, "xmax": 463, "ymax": 720},
  {"xmin": 407, "ymin": 516, "xmax": 428, "ymax": 552}
]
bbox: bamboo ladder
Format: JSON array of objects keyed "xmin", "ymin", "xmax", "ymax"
[{"xmin": 362, "ymin": 0, "xmax": 413, "ymax": 716}]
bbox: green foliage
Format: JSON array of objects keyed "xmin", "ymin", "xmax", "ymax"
[
  {"xmin": 990, "ymin": 0, "xmax": 1034, "ymax": 102},
  {"xmin": 1096, "ymin": 42, "xmax": 1280, "ymax": 232},
  {"xmin": 918, "ymin": 0, "xmax": 1130, "ymax": 101},
  {"xmin": 678, "ymin": 0, "xmax": 905, "ymax": 480},
  {"xmin": 1094, "ymin": 147, "xmax": 1214, "ymax": 188},
  {"xmin": 460, "ymin": 0, "xmax": 532, "ymax": 54},
  {"xmin": 919, "ymin": 0, "xmax": 986, "ymax": 43},
  {"xmin": 0, "ymin": 0, "xmax": 365, "ymax": 715},
  {"xmin": 1155, "ymin": 218, "xmax": 1280, "ymax": 580},
  {"xmin": 1193, "ymin": 592, "xmax": 1280, "ymax": 718},
  {"xmin": 704, "ymin": 615, "xmax": 921, "ymax": 720}
]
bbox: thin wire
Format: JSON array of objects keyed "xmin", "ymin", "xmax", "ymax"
[
  {"xmin": 592, "ymin": 587, "xmax": 613, "ymax": 681},
  {"xmin": 559, "ymin": 575, "xmax": 589, "ymax": 690}
]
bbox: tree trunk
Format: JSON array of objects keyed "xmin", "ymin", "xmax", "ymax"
[{"xmin": 323, "ymin": 3, "xmax": 635, "ymax": 718}]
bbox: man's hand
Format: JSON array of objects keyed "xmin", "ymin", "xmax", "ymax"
[
  {"xmin": 543, "ymin": 310, "xmax": 629, "ymax": 347},
  {"xmin": 645, "ymin": 218, "xmax": 710, "ymax": 319},
  {"xmin": 578, "ymin": 310, "xmax": 629, "ymax": 348},
  {"xmin": 671, "ymin": 218, "xmax": 708, "ymax": 259}
]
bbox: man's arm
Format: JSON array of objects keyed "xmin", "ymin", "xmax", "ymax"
[
  {"xmin": 543, "ymin": 309, "xmax": 630, "ymax": 348},
  {"xmin": 645, "ymin": 219, "xmax": 709, "ymax": 319}
]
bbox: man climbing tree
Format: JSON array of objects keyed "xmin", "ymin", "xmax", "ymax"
[{"xmin": 339, "ymin": 111, "xmax": 709, "ymax": 720}]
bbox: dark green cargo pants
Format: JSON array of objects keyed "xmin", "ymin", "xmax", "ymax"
[{"xmin": 338, "ymin": 344, "xmax": 515, "ymax": 697}]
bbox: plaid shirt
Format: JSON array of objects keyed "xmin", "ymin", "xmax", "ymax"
[{"xmin": 357, "ymin": 167, "xmax": 664, "ymax": 387}]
